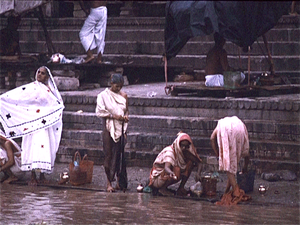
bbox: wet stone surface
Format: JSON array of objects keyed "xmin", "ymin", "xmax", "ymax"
[
  {"xmin": 1, "ymin": 166, "xmax": 299, "ymax": 225},
  {"xmin": 2, "ymin": 163, "xmax": 300, "ymax": 207}
]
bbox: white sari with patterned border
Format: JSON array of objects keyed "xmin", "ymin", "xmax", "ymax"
[{"xmin": 0, "ymin": 66, "xmax": 64, "ymax": 173}]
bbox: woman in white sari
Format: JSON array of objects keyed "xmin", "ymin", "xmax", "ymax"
[{"xmin": 0, "ymin": 66, "xmax": 64, "ymax": 185}]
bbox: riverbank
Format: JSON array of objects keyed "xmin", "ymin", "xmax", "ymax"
[{"xmin": 4, "ymin": 162, "xmax": 299, "ymax": 208}]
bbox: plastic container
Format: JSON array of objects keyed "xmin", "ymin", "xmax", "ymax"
[{"xmin": 223, "ymin": 71, "xmax": 243, "ymax": 89}]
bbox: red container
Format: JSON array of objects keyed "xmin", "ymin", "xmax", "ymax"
[{"xmin": 202, "ymin": 177, "xmax": 217, "ymax": 196}]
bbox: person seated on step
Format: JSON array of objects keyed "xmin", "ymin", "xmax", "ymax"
[
  {"xmin": 79, "ymin": 1, "xmax": 107, "ymax": 63},
  {"xmin": 149, "ymin": 132, "xmax": 202, "ymax": 196},
  {"xmin": 204, "ymin": 33, "xmax": 234, "ymax": 87},
  {"xmin": 205, "ymin": 33, "xmax": 230, "ymax": 76},
  {"xmin": 0, "ymin": 16, "xmax": 21, "ymax": 56},
  {"xmin": 0, "ymin": 130, "xmax": 22, "ymax": 184},
  {"xmin": 210, "ymin": 116, "xmax": 251, "ymax": 205},
  {"xmin": 96, "ymin": 73, "xmax": 129, "ymax": 192}
]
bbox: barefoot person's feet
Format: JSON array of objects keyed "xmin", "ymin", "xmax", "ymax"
[
  {"xmin": 0, "ymin": 173, "xmax": 9, "ymax": 183},
  {"xmin": 28, "ymin": 177, "xmax": 38, "ymax": 186},
  {"xmin": 28, "ymin": 171, "xmax": 38, "ymax": 186},
  {"xmin": 115, "ymin": 182, "xmax": 120, "ymax": 191},
  {"xmin": 176, "ymin": 187, "xmax": 188, "ymax": 196},
  {"xmin": 39, "ymin": 173, "xmax": 49, "ymax": 184},
  {"xmin": 3, "ymin": 175, "xmax": 18, "ymax": 184},
  {"xmin": 83, "ymin": 56, "xmax": 95, "ymax": 64},
  {"xmin": 96, "ymin": 53, "xmax": 102, "ymax": 64},
  {"xmin": 107, "ymin": 185, "xmax": 115, "ymax": 192}
]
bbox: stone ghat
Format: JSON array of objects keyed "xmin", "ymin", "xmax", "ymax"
[
  {"xmin": 56, "ymin": 89, "xmax": 300, "ymax": 174},
  {"xmin": 61, "ymin": 93, "xmax": 300, "ymax": 122},
  {"xmin": 1, "ymin": 15, "xmax": 298, "ymax": 81}
]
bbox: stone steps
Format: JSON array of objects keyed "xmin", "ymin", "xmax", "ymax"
[
  {"xmin": 56, "ymin": 145, "xmax": 300, "ymax": 169},
  {"xmin": 58, "ymin": 90, "xmax": 300, "ymax": 172},
  {"xmin": 11, "ymin": 15, "xmax": 299, "ymax": 78},
  {"xmin": 57, "ymin": 129, "xmax": 299, "ymax": 169},
  {"xmin": 61, "ymin": 94, "xmax": 300, "ymax": 122},
  {"xmin": 60, "ymin": 129, "xmax": 300, "ymax": 156},
  {"xmin": 59, "ymin": 110, "xmax": 300, "ymax": 169},
  {"xmin": 17, "ymin": 27, "xmax": 300, "ymax": 43},
  {"xmin": 19, "ymin": 39, "xmax": 300, "ymax": 56},
  {"xmin": 62, "ymin": 112, "xmax": 300, "ymax": 143}
]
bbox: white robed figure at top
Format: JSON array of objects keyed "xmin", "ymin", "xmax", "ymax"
[
  {"xmin": 0, "ymin": 66, "xmax": 64, "ymax": 185},
  {"xmin": 79, "ymin": 1, "xmax": 107, "ymax": 64}
]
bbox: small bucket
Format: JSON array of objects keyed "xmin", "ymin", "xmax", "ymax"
[
  {"xmin": 237, "ymin": 170, "xmax": 255, "ymax": 193},
  {"xmin": 202, "ymin": 177, "xmax": 218, "ymax": 196}
]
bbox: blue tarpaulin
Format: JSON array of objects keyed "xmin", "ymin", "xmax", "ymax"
[{"xmin": 165, "ymin": 1, "xmax": 292, "ymax": 60}]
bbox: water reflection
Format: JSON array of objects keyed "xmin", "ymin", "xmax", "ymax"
[{"xmin": 1, "ymin": 184, "xmax": 298, "ymax": 224}]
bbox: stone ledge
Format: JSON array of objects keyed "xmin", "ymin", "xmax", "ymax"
[
  {"xmin": 56, "ymin": 146, "xmax": 299, "ymax": 173},
  {"xmin": 60, "ymin": 94, "xmax": 300, "ymax": 112},
  {"xmin": 59, "ymin": 130, "xmax": 300, "ymax": 161},
  {"xmin": 128, "ymin": 97, "xmax": 300, "ymax": 112},
  {"xmin": 2, "ymin": 15, "xmax": 296, "ymax": 29}
]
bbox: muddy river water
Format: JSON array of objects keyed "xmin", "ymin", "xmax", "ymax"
[{"xmin": 0, "ymin": 184, "xmax": 298, "ymax": 224}]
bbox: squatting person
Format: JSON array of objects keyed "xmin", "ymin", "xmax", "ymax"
[{"xmin": 149, "ymin": 132, "xmax": 202, "ymax": 196}]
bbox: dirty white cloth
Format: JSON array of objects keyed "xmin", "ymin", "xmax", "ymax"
[
  {"xmin": 0, "ymin": 66, "xmax": 64, "ymax": 173},
  {"xmin": 48, "ymin": 53, "xmax": 84, "ymax": 64},
  {"xmin": 205, "ymin": 74, "xmax": 224, "ymax": 87},
  {"xmin": 96, "ymin": 88, "xmax": 128, "ymax": 142},
  {"xmin": 216, "ymin": 116, "xmax": 249, "ymax": 174},
  {"xmin": 79, "ymin": 6, "xmax": 107, "ymax": 55},
  {"xmin": 205, "ymin": 72, "xmax": 246, "ymax": 87},
  {"xmin": 150, "ymin": 133, "xmax": 202, "ymax": 188},
  {"xmin": 0, "ymin": 130, "xmax": 22, "ymax": 170}
]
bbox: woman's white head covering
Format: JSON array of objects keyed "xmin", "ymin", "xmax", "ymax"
[
  {"xmin": 0, "ymin": 66, "xmax": 64, "ymax": 138},
  {"xmin": 35, "ymin": 66, "xmax": 62, "ymax": 100}
]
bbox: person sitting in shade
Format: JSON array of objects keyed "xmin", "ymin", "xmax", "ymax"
[
  {"xmin": 149, "ymin": 132, "xmax": 202, "ymax": 196},
  {"xmin": 204, "ymin": 33, "xmax": 233, "ymax": 87},
  {"xmin": 205, "ymin": 33, "xmax": 230, "ymax": 76}
]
